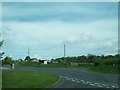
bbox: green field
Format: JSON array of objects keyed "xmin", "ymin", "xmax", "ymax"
[{"xmin": 2, "ymin": 70, "xmax": 59, "ymax": 88}]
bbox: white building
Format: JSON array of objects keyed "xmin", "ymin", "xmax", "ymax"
[{"xmin": 44, "ymin": 60, "xmax": 47, "ymax": 64}]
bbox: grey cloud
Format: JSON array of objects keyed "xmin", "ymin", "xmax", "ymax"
[{"xmin": 62, "ymin": 33, "xmax": 92, "ymax": 45}]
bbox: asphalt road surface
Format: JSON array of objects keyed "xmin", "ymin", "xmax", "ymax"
[{"xmin": 13, "ymin": 66, "xmax": 119, "ymax": 89}]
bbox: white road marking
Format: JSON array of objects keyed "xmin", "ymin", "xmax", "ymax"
[
  {"xmin": 89, "ymin": 83, "xmax": 96, "ymax": 86},
  {"xmin": 94, "ymin": 83, "xmax": 100, "ymax": 85},
  {"xmin": 82, "ymin": 82, "xmax": 88, "ymax": 84},
  {"xmin": 102, "ymin": 84, "xmax": 108, "ymax": 86},
  {"xmin": 75, "ymin": 79, "xmax": 79, "ymax": 81},
  {"xmin": 97, "ymin": 85, "xmax": 103, "ymax": 87},
  {"xmin": 106, "ymin": 87, "xmax": 110, "ymax": 88},
  {"xmin": 86, "ymin": 81, "xmax": 91, "ymax": 84},
  {"xmin": 111, "ymin": 86, "xmax": 116, "ymax": 88},
  {"xmin": 64, "ymin": 77, "xmax": 68, "ymax": 78},
  {"xmin": 66, "ymin": 78, "xmax": 70, "ymax": 80},
  {"xmin": 60, "ymin": 76, "xmax": 117, "ymax": 89},
  {"xmin": 80, "ymin": 80, "xmax": 84, "ymax": 82},
  {"xmin": 76, "ymin": 81, "xmax": 80, "ymax": 83},
  {"xmin": 72, "ymin": 79, "xmax": 76, "ymax": 82},
  {"xmin": 115, "ymin": 86, "xmax": 119, "ymax": 88}
]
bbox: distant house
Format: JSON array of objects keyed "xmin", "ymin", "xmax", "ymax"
[
  {"xmin": 39, "ymin": 60, "xmax": 48, "ymax": 64},
  {"xmin": 31, "ymin": 58, "xmax": 39, "ymax": 62},
  {"xmin": 44, "ymin": 60, "xmax": 47, "ymax": 64}
]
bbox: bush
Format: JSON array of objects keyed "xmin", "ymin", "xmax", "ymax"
[
  {"xmin": 3, "ymin": 56, "xmax": 13, "ymax": 64},
  {"xmin": 93, "ymin": 58, "xmax": 119, "ymax": 66}
]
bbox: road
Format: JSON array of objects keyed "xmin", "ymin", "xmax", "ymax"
[{"xmin": 13, "ymin": 66, "xmax": 119, "ymax": 89}]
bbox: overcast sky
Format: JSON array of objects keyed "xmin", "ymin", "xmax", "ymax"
[{"xmin": 1, "ymin": 2, "xmax": 118, "ymax": 60}]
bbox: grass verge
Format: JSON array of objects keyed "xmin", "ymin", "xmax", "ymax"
[
  {"xmin": 88, "ymin": 65, "xmax": 119, "ymax": 74},
  {"xmin": 2, "ymin": 70, "xmax": 59, "ymax": 88}
]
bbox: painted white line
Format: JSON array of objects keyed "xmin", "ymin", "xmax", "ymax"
[
  {"xmin": 75, "ymin": 79, "xmax": 79, "ymax": 81},
  {"xmin": 64, "ymin": 77, "xmax": 68, "ymax": 78},
  {"xmin": 80, "ymin": 80, "xmax": 84, "ymax": 82},
  {"xmin": 97, "ymin": 85, "xmax": 103, "ymax": 87},
  {"xmin": 90, "ymin": 84, "xmax": 96, "ymax": 86},
  {"xmin": 82, "ymin": 82, "xmax": 88, "ymax": 84},
  {"xmin": 111, "ymin": 86, "xmax": 116, "ymax": 88},
  {"xmin": 66, "ymin": 78, "xmax": 70, "ymax": 80},
  {"xmin": 76, "ymin": 81, "xmax": 80, "ymax": 83},
  {"xmin": 106, "ymin": 86, "xmax": 110, "ymax": 88},
  {"xmin": 115, "ymin": 86, "xmax": 119, "ymax": 88},
  {"xmin": 72, "ymin": 79, "xmax": 76, "ymax": 82},
  {"xmin": 86, "ymin": 81, "xmax": 91, "ymax": 84},
  {"xmin": 94, "ymin": 83, "xmax": 100, "ymax": 85},
  {"xmin": 102, "ymin": 84, "xmax": 108, "ymax": 86}
]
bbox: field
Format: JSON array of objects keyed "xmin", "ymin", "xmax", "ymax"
[{"xmin": 2, "ymin": 70, "xmax": 59, "ymax": 88}]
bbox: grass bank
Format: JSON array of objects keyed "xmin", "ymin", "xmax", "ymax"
[
  {"xmin": 88, "ymin": 65, "xmax": 119, "ymax": 74},
  {"xmin": 2, "ymin": 70, "xmax": 59, "ymax": 88}
]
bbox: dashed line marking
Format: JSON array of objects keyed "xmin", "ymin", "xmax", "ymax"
[
  {"xmin": 60, "ymin": 76, "xmax": 118, "ymax": 89},
  {"xmin": 94, "ymin": 83, "xmax": 100, "ymax": 85},
  {"xmin": 75, "ymin": 79, "xmax": 79, "ymax": 81},
  {"xmin": 66, "ymin": 78, "xmax": 70, "ymax": 80},
  {"xmin": 106, "ymin": 86, "xmax": 110, "ymax": 88},
  {"xmin": 89, "ymin": 83, "xmax": 96, "ymax": 86},
  {"xmin": 76, "ymin": 80, "xmax": 80, "ymax": 83},
  {"xmin": 72, "ymin": 79, "xmax": 76, "ymax": 82},
  {"xmin": 97, "ymin": 85, "xmax": 103, "ymax": 88},
  {"xmin": 82, "ymin": 82, "xmax": 88, "ymax": 84},
  {"xmin": 102, "ymin": 84, "xmax": 108, "ymax": 86},
  {"xmin": 86, "ymin": 81, "xmax": 91, "ymax": 84},
  {"xmin": 111, "ymin": 86, "xmax": 116, "ymax": 88}
]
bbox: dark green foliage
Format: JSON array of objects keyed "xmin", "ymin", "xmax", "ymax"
[
  {"xmin": 53, "ymin": 54, "xmax": 120, "ymax": 67},
  {"xmin": 3, "ymin": 56, "xmax": 13, "ymax": 64},
  {"xmin": 0, "ymin": 40, "xmax": 4, "ymax": 59},
  {"xmin": 24, "ymin": 56, "xmax": 31, "ymax": 61},
  {"xmin": 93, "ymin": 58, "xmax": 119, "ymax": 66}
]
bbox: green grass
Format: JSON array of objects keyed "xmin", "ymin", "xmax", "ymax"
[
  {"xmin": 88, "ymin": 65, "xmax": 119, "ymax": 74},
  {"xmin": 2, "ymin": 70, "xmax": 59, "ymax": 88}
]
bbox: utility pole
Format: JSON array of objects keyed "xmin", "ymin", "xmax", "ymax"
[
  {"xmin": 28, "ymin": 48, "xmax": 30, "ymax": 56},
  {"xmin": 64, "ymin": 44, "xmax": 66, "ymax": 58},
  {"xmin": 64, "ymin": 44, "xmax": 66, "ymax": 65}
]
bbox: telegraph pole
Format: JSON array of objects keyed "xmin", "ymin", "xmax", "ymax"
[
  {"xmin": 28, "ymin": 48, "xmax": 30, "ymax": 56},
  {"xmin": 64, "ymin": 44, "xmax": 66, "ymax": 65},
  {"xmin": 64, "ymin": 44, "xmax": 66, "ymax": 58}
]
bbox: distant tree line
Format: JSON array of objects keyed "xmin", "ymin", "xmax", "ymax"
[{"xmin": 52, "ymin": 54, "xmax": 120, "ymax": 66}]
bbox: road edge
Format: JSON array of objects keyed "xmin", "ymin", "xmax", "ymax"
[{"xmin": 46, "ymin": 76, "xmax": 62, "ymax": 88}]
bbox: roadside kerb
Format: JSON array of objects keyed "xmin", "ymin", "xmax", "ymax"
[{"xmin": 47, "ymin": 76, "xmax": 62, "ymax": 88}]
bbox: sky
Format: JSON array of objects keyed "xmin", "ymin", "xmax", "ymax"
[{"xmin": 1, "ymin": 2, "xmax": 118, "ymax": 60}]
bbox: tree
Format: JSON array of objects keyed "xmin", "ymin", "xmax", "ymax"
[
  {"xmin": 24, "ymin": 56, "xmax": 31, "ymax": 61},
  {"xmin": 3, "ymin": 56, "xmax": 13, "ymax": 64},
  {"xmin": 0, "ymin": 40, "xmax": 4, "ymax": 59}
]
